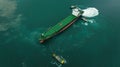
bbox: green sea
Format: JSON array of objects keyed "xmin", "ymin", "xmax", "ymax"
[{"xmin": 0, "ymin": 0, "xmax": 120, "ymax": 67}]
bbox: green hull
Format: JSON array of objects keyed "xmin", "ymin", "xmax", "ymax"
[{"xmin": 40, "ymin": 14, "xmax": 78, "ymax": 43}]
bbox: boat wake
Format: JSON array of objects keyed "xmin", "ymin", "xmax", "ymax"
[
  {"xmin": 51, "ymin": 61, "xmax": 62, "ymax": 67},
  {"xmin": 82, "ymin": 19, "xmax": 96, "ymax": 26}
]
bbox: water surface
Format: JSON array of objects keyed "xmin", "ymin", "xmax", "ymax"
[{"xmin": 0, "ymin": 0, "xmax": 120, "ymax": 67}]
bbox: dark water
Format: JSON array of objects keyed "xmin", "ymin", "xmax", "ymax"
[{"xmin": 0, "ymin": 0, "xmax": 120, "ymax": 67}]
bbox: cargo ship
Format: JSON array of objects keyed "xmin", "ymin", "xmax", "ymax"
[{"xmin": 39, "ymin": 5, "xmax": 85, "ymax": 43}]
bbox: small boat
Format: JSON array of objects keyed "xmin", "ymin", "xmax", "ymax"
[{"xmin": 52, "ymin": 53, "xmax": 67, "ymax": 64}]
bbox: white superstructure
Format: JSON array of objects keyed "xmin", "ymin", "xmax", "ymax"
[{"xmin": 72, "ymin": 7, "xmax": 83, "ymax": 17}]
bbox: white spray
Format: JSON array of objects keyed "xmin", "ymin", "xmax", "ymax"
[{"xmin": 82, "ymin": 7, "xmax": 99, "ymax": 18}]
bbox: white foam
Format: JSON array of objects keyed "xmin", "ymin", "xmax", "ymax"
[
  {"xmin": 82, "ymin": 7, "xmax": 99, "ymax": 18},
  {"xmin": 84, "ymin": 22, "xmax": 88, "ymax": 26}
]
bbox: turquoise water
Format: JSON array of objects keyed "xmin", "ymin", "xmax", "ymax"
[{"xmin": 0, "ymin": 0, "xmax": 120, "ymax": 67}]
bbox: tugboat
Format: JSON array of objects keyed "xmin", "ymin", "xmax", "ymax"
[{"xmin": 39, "ymin": 5, "xmax": 87, "ymax": 43}]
